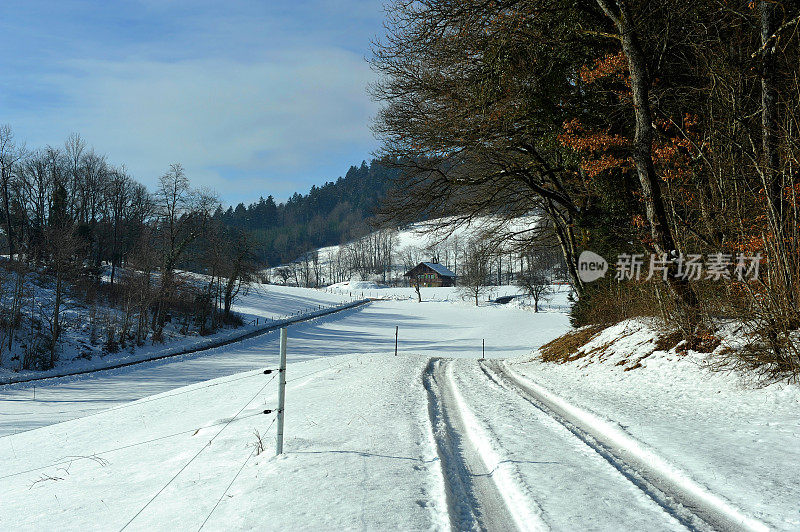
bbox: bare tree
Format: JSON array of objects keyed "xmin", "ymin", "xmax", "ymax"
[
  {"xmin": 152, "ymin": 163, "xmax": 218, "ymax": 337},
  {"xmin": 63, "ymin": 133, "xmax": 86, "ymax": 222},
  {"xmin": 0, "ymin": 126, "xmax": 25, "ymax": 258},
  {"xmin": 44, "ymin": 224, "xmax": 81, "ymax": 366},
  {"xmin": 299, "ymin": 252, "xmax": 314, "ymax": 288},
  {"xmin": 220, "ymin": 230, "xmax": 257, "ymax": 321},
  {"xmin": 275, "ymin": 266, "xmax": 292, "ymax": 285},
  {"xmin": 310, "ymin": 250, "xmax": 323, "ymax": 288},
  {"xmin": 105, "ymin": 167, "xmax": 134, "ymax": 285},
  {"xmin": 458, "ymin": 235, "xmax": 495, "ymax": 306},
  {"xmin": 594, "ymin": 0, "xmax": 700, "ymax": 330},
  {"xmin": 517, "ymin": 270, "xmax": 552, "ymax": 313}
]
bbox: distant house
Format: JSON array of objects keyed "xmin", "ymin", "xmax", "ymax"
[{"xmin": 404, "ymin": 262, "xmax": 456, "ymax": 287}]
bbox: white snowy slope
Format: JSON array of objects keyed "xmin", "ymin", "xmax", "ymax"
[
  {"xmin": 0, "ymin": 294, "xmax": 569, "ymax": 436},
  {"xmin": 268, "ymin": 214, "xmax": 543, "ymax": 285},
  {"xmin": 228, "ymin": 283, "xmax": 354, "ymax": 321},
  {"xmin": 508, "ymin": 319, "xmax": 800, "ymax": 530},
  {"xmin": 0, "ymin": 354, "xmax": 450, "ymax": 531}
]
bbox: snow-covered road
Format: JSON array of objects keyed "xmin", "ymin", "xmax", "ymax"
[
  {"xmin": 1, "ymin": 287, "xmax": 796, "ymax": 530},
  {"xmin": 4, "ymin": 353, "xmax": 784, "ymax": 530}
]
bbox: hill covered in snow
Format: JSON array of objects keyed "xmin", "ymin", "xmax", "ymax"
[{"xmin": 264, "ymin": 214, "xmax": 565, "ymax": 291}]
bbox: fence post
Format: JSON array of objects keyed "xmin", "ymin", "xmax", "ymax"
[
  {"xmin": 276, "ymin": 328, "xmax": 288, "ymax": 455},
  {"xmin": 395, "ymin": 326, "xmax": 398, "ymax": 356},
  {"xmin": 482, "ymin": 339, "xmax": 485, "ymax": 360}
]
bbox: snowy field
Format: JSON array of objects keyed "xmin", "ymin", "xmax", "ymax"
[
  {"xmin": 1, "ymin": 286, "xmax": 798, "ymax": 530},
  {"xmin": 326, "ymin": 281, "xmax": 573, "ymax": 313},
  {"xmin": 0, "ymin": 289, "xmax": 568, "ymax": 436}
]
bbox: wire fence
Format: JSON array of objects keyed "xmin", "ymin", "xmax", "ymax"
[
  {"xmin": 2, "ymin": 372, "xmax": 279, "ymax": 483},
  {"xmin": 119, "ymin": 371, "xmax": 279, "ymax": 530},
  {"xmin": 197, "ymin": 413, "xmax": 280, "ymax": 531},
  {"xmin": 4, "ymin": 323, "xmax": 364, "ymax": 530}
]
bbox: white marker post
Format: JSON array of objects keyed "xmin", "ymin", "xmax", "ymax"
[{"xmin": 276, "ymin": 327, "xmax": 288, "ymax": 455}]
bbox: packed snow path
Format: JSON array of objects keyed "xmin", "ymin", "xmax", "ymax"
[
  {"xmin": 423, "ymin": 358, "xmax": 526, "ymax": 531},
  {"xmin": 479, "ymin": 360, "xmax": 767, "ymax": 532},
  {"xmin": 419, "ymin": 357, "xmax": 775, "ymax": 531},
  {"xmin": 423, "ymin": 359, "xmax": 747, "ymax": 531}
]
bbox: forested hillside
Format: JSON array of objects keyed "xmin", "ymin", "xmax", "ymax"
[
  {"xmin": 371, "ymin": 0, "xmax": 800, "ymax": 381},
  {"xmin": 216, "ymin": 161, "xmax": 398, "ymax": 265},
  {"xmin": 0, "ymin": 130, "xmax": 259, "ymax": 371}
]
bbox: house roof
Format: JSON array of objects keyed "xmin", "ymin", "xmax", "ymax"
[{"xmin": 421, "ymin": 262, "xmax": 456, "ymax": 278}]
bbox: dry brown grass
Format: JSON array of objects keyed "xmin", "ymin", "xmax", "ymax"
[
  {"xmin": 572, "ymin": 281, "xmax": 661, "ymax": 327},
  {"xmin": 653, "ymin": 330, "xmax": 683, "ymax": 352},
  {"xmin": 687, "ymin": 331, "xmax": 722, "ymax": 353},
  {"xmin": 539, "ymin": 324, "xmax": 606, "ymax": 363},
  {"xmin": 652, "ymin": 327, "xmax": 720, "ymax": 354}
]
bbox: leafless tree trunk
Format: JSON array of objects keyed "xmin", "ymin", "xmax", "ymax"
[
  {"xmin": 45, "ymin": 224, "xmax": 80, "ymax": 366},
  {"xmin": 152, "ymin": 163, "xmax": 217, "ymax": 337},
  {"xmin": 459, "ymin": 235, "xmax": 495, "ymax": 306},
  {"xmin": 596, "ymin": 0, "xmax": 700, "ymax": 330},
  {"xmin": 0, "ymin": 126, "xmax": 24, "ymax": 259}
]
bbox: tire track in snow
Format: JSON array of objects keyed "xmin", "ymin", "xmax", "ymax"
[
  {"xmin": 423, "ymin": 358, "xmax": 546, "ymax": 532},
  {"xmin": 482, "ymin": 360, "xmax": 769, "ymax": 532}
]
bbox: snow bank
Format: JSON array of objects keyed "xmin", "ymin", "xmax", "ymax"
[
  {"xmin": 511, "ymin": 318, "xmax": 800, "ymax": 529},
  {"xmin": 0, "ymin": 284, "xmax": 354, "ymax": 383}
]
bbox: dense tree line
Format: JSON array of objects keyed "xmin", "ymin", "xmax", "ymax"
[
  {"xmin": 372, "ymin": 0, "xmax": 800, "ymax": 379},
  {"xmin": 217, "ymin": 161, "xmax": 399, "ymax": 265},
  {"xmin": 0, "ymin": 129, "xmax": 399, "ymax": 370},
  {"xmin": 0, "ymin": 130, "xmax": 256, "ymax": 370}
]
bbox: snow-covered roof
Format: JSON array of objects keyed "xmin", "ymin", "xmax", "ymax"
[{"xmin": 422, "ymin": 262, "xmax": 456, "ymax": 278}]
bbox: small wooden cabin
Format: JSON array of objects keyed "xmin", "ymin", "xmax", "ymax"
[{"xmin": 404, "ymin": 262, "xmax": 457, "ymax": 287}]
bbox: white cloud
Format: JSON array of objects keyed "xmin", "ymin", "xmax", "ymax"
[
  {"xmin": 0, "ymin": 0, "xmax": 386, "ymax": 204},
  {"xmin": 22, "ymin": 47, "xmax": 377, "ymax": 198}
]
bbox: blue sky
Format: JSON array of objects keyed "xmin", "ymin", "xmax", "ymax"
[{"xmin": 0, "ymin": 0, "xmax": 384, "ymax": 206}]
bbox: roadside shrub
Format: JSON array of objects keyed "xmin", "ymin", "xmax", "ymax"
[
  {"xmin": 223, "ymin": 313, "xmax": 244, "ymax": 327},
  {"xmin": 700, "ymin": 275, "xmax": 800, "ymax": 383},
  {"xmin": 104, "ymin": 324, "xmax": 119, "ymax": 354},
  {"xmin": 23, "ymin": 332, "xmax": 53, "ymax": 370},
  {"xmin": 570, "ymin": 279, "xmax": 660, "ymax": 327},
  {"xmin": 711, "ymin": 322, "xmax": 800, "ymax": 384}
]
